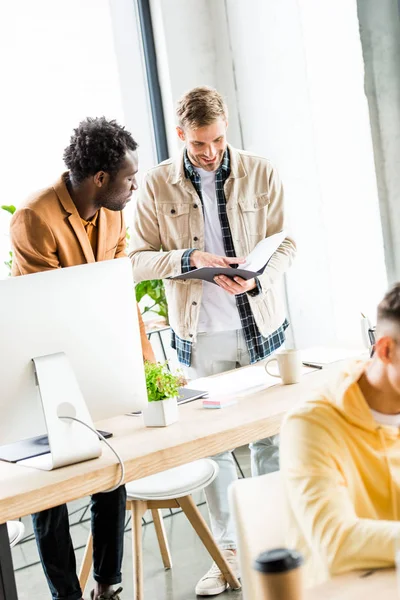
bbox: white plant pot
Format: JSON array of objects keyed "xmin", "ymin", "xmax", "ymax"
[{"xmin": 143, "ymin": 397, "xmax": 179, "ymax": 427}]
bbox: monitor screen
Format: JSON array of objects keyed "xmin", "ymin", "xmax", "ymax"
[{"xmin": 0, "ymin": 258, "xmax": 148, "ymax": 445}]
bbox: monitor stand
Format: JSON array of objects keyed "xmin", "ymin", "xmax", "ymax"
[{"xmin": 17, "ymin": 352, "xmax": 101, "ymax": 471}]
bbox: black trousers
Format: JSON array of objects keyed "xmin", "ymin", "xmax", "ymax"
[{"xmin": 32, "ymin": 485, "xmax": 126, "ymax": 600}]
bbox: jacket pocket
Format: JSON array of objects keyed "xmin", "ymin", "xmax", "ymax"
[
  {"xmin": 239, "ymin": 193, "xmax": 270, "ymax": 236},
  {"xmin": 158, "ymin": 203, "xmax": 190, "ymax": 240},
  {"xmin": 249, "ymin": 283, "xmax": 285, "ymax": 336}
]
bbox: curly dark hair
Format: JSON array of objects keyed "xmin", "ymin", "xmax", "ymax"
[
  {"xmin": 63, "ymin": 117, "xmax": 138, "ymax": 183},
  {"xmin": 377, "ymin": 283, "xmax": 400, "ymax": 325}
]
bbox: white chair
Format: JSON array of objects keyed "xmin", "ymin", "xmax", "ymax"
[
  {"xmin": 229, "ymin": 471, "xmax": 285, "ymax": 600},
  {"xmin": 79, "ymin": 459, "xmax": 240, "ymax": 600},
  {"xmin": 7, "ymin": 521, "xmax": 25, "ymax": 548}
]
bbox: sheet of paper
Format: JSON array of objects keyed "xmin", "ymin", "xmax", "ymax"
[
  {"xmin": 241, "ymin": 230, "xmax": 287, "ymax": 272},
  {"xmin": 190, "ymin": 364, "xmax": 315, "ymax": 399},
  {"xmin": 301, "ymin": 346, "xmax": 367, "ymax": 366}
]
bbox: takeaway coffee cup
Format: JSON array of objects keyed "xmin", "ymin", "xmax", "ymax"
[
  {"xmin": 253, "ymin": 548, "xmax": 304, "ymax": 600},
  {"xmin": 264, "ymin": 349, "xmax": 302, "ymax": 385}
]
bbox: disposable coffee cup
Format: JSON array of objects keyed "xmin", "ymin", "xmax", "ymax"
[{"xmin": 253, "ymin": 548, "xmax": 304, "ymax": 600}]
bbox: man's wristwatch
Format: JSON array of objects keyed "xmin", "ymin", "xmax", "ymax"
[{"xmin": 247, "ymin": 278, "xmax": 261, "ymax": 297}]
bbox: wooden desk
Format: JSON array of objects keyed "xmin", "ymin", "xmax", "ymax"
[
  {"xmin": 308, "ymin": 569, "xmax": 397, "ymax": 599},
  {"xmin": 0, "ymin": 363, "xmax": 339, "ymax": 599}
]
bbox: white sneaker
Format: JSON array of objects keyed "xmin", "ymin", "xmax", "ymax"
[{"xmin": 195, "ymin": 549, "xmax": 241, "ymax": 596}]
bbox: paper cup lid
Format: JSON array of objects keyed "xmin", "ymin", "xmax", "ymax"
[{"xmin": 254, "ymin": 548, "xmax": 303, "ymax": 574}]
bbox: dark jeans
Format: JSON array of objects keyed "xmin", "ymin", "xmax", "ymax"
[{"xmin": 32, "ymin": 485, "xmax": 127, "ymax": 600}]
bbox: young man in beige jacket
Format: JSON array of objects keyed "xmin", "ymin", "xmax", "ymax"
[{"xmin": 130, "ymin": 87, "xmax": 296, "ymax": 595}]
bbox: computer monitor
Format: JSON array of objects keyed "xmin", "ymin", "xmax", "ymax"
[{"xmin": 0, "ymin": 258, "xmax": 148, "ymax": 469}]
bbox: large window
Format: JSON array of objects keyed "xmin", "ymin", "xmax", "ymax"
[{"xmin": 0, "ymin": 0, "xmax": 156, "ymax": 278}]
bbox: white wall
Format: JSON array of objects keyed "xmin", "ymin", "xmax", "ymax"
[
  {"xmin": 149, "ymin": 0, "xmax": 242, "ymax": 153},
  {"xmin": 0, "ymin": 0, "xmax": 156, "ymax": 278},
  {"xmin": 2, "ymin": 0, "xmax": 387, "ymax": 351},
  {"xmin": 225, "ymin": 0, "xmax": 387, "ymax": 347},
  {"xmin": 150, "ymin": 0, "xmax": 387, "ymax": 348}
]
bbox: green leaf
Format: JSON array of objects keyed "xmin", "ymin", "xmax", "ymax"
[
  {"xmin": 135, "ymin": 281, "xmax": 149, "ymax": 302},
  {"xmin": 135, "ymin": 279, "xmax": 169, "ymax": 324},
  {"xmin": 3, "ymin": 250, "xmax": 13, "ymax": 274},
  {"xmin": 1, "ymin": 205, "xmax": 16, "ymax": 215},
  {"xmin": 144, "ymin": 361, "xmax": 184, "ymax": 402}
]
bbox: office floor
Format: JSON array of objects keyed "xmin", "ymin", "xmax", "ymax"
[{"xmin": 12, "ymin": 446, "xmax": 250, "ymax": 600}]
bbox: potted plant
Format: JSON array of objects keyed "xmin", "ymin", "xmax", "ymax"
[{"xmin": 143, "ymin": 361, "xmax": 185, "ymax": 427}]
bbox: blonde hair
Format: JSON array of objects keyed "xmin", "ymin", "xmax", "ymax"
[{"xmin": 176, "ymin": 86, "xmax": 228, "ymax": 129}]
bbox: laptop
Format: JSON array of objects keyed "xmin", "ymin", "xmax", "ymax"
[
  {"xmin": 129, "ymin": 387, "xmax": 208, "ymax": 416},
  {"xmin": 177, "ymin": 387, "xmax": 209, "ymax": 405}
]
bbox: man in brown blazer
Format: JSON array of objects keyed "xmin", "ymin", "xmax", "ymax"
[{"xmin": 10, "ymin": 117, "xmax": 153, "ymax": 600}]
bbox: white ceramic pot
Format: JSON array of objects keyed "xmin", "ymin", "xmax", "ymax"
[{"xmin": 143, "ymin": 397, "xmax": 179, "ymax": 427}]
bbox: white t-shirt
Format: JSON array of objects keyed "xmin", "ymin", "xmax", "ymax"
[
  {"xmin": 371, "ymin": 409, "xmax": 400, "ymax": 427},
  {"xmin": 194, "ymin": 167, "xmax": 242, "ymax": 333}
]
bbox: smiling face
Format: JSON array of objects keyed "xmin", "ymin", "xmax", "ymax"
[
  {"xmin": 94, "ymin": 150, "xmax": 138, "ymax": 211},
  {"xmin": 177, "ymin": 118, "xmax": 228, "ymax": 172}
]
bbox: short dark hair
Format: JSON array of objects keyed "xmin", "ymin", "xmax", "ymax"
[
  {"xmin": 63, "ymin": 117, "xmax": 138, "ymax": 183},
  {"xmin": 377, "ymin": 283, "xmax": 400, "ymax": 326}
]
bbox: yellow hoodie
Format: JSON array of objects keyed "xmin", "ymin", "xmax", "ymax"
[{"xmin": 280, "ymin": 359, "xmax": 400, "ymax": 586}]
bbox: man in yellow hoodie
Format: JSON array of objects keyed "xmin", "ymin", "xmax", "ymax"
[{"xmin": 281, "ymin": 283, "xmax": 400, "ymax": 585}]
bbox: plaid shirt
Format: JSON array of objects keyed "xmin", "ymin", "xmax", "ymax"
[{"xmin": 171, "ymin": 149, "xmax": 288, "ymax": 366}]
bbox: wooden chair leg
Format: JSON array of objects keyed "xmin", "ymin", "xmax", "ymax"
[
  {"xmin": 150, "ymin": 508, "xmax": 172, "ymax": 569},
  {"xmin": 177, "ymin": 495, "xmax": 241, "ymax": 591},
  {"xmin": 78, "ymin": 532, "xmax": 93, "ymax": 592},
  {"xmin": 130, "ymin": 500, "xmax": 148, "ymax": 600}
]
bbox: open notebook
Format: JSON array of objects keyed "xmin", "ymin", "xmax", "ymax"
[{"xmin": 171, "ymin": 231, "xmax": 286, "ymax": 283}]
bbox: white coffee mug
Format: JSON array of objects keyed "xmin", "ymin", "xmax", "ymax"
[{"xmin": 264, "ymin": 350, "xmax": 302, "ymax": 385}]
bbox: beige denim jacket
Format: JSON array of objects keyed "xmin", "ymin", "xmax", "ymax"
[{"xmin": 129, "ymin": 145, "xmax": 296, "ymax": 342}]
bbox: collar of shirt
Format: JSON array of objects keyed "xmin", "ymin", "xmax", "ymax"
[
  {"xmin": 183, "ymin": 148, "xmax": 231, "ymax": 180},
  {"xmin": 370, "ymin": 408, "xmax": 400, "ymax": 428},
  {"xmin": 81, "ymin": 211, "xmax": 99, "ymax": 228}
]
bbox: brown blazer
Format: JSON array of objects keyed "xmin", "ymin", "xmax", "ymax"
[{"xmin": 10, "ymin": 173, "xmax": 155, "ymax": 362}]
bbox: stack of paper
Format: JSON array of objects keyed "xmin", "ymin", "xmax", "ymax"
[
  {"xmin": 202, "ymin": 397, "xmax": 238, "ymax": 409},
  {"xmin": 191, "ymin": 363, "xmax": 316, "ymax": 401}
]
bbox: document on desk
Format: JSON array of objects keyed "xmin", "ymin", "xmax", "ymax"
[
  {"xmin": 301, "ymin": 346, "xmax": 367, "ymax": 367},
  {"xmin": 171, "ymin": 231, "xmax": 286, "ymax": 283},
  {"xmin": 191, "ymin": 364, "xmax": 315, "ymax": 399}
]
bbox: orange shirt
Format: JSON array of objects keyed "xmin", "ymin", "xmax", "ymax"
[{"xmin": 81, "ymin": 211, "xmax": 99, "ymax": 257}]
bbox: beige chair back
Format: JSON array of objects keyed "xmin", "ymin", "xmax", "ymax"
[{"xmin": 229, "ymin": 471, "xmax": 285, "ymax": 600}]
